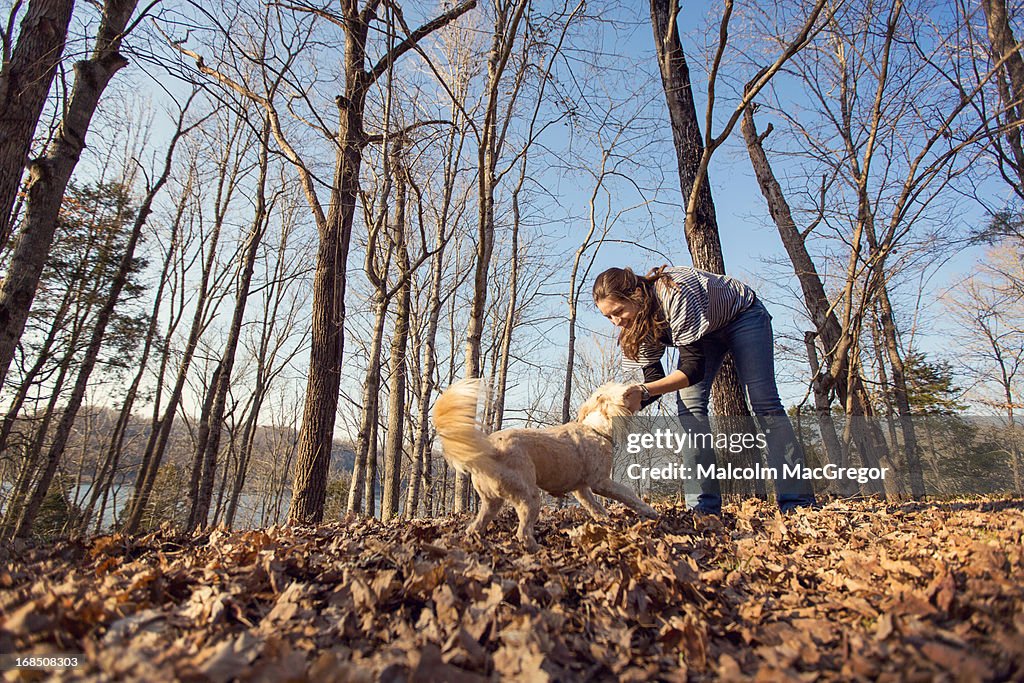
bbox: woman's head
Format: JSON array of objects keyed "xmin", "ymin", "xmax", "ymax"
[
  {"xmin": 594, "ymin": 268, "xmax": 643, "ymax": 327},
  {"xmin": 593, "ymin": 266, "xmax": 673, "ymax": 360}
]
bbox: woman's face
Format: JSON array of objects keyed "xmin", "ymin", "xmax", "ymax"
[{"xmin": 597, "ymin": 294, "xmax": 640, "ymax": 329}]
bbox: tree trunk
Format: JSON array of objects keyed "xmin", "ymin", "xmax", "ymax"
[
  {"xmin": 348, "ymin": 296, "xmax": 387, "ymax": 515},
  {"xmin": 741, "ymin": 104, "xmax": 889, "ymax": 496},
  {"xmin": 85, "ymin": 173, "xmax": 189, "ymax": 533},
  {"xmin": 288, "ymin": 103, "xmax": 358, "ymax": 524},
  {"xmin": 122, "ymin": 125, "xmax": 238, "ymax": 533},
  {"xmin": 364, "ymin": 411, "xmax": 378, "ymax": 517},
  {"xmin": 491, "ymin": 163, "xmax": 526, "ymax": 431},
  {"xmin": 871, "ymin": 309, "xmax": 905, "ymax": 494},
  {"xmin": 15, "ymin": 97, "xmax": 188, "ymax": 538},
  {"xmin": 406, "ymin": 108, "xmax": 462, "ymax": 518},
  {"xmin": 649, "ymin": 0, "xmax": 724, "ymax": 270},
  {"xmin": 211, "ymin": 431, "xmax": 235, "ymax": 526},
  {"xmin": 456, "ymin": 0, "xmax": 528, "ymax": 513},
  {"xmin": 187, "ymin": 118, "xmax": 272, "ymax": 532},
  {"xmin": 803, "ymin": 332, "xmax": 851, "ymax": 493},
  {"xmin": 0, "ymin": 0, "xmax": 75, "ymax": 250},
  {"xmin": 381, "ymin": 150, "xmax": 410, "ymax": 522},
  {"xmin": 981, "ymin": 0, "xmax": 1024, "ymax": 197},
  {"xmin": 0, "ymin": 0, "xmax": 137, "ymax": 394},
  {"xmin": 224, "ymin": 198, "xmax": 305, "ymax": 528},
  {"xmin": 873, "ymin": 274, "xmax": 925, "ymax": 499},
  {"xmin": 224, "ymin": 389, "xmax": 264, "ymax": 529},
  {"xmin": 288, "ymin": 0, "xmax": 476, "ymax": 526},
  {"xmin": 650, "ymin": 0, "xmax": 753, "ymax": 447}
]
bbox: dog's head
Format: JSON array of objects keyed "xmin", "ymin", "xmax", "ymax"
[{"xmin": 577, "ymin": 382, "xmax": 633, "ymax": 436}]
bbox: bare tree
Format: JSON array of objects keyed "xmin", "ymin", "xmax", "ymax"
[
  {"xmin": 980, "ymin": 0, "xmax": 1024, "ymax": 201},
  {"xmin": 381, "ymin": 139, "xmax": 412, "ymax": 522},
  {"xmin": 0, "ymin": 0, "xmax": 75, "ymax": 250},
  {"xmin": 0, "ymin": 0, "xmax": 141, "ymax": 393},
  {"xmin": 224, "ymin": 184, "xmax": 313, "ymax": 529},
  {"xmin": 80, "ymin": 162, "xmax": 196, "ymax": 534},
  {"xmin": 454, "ymin": 0, "xmax": 530, "ymax": 512},
  {"xmin": 403, "ymin": 31, "xmax": 477, "ymax": 515},
  {"xmin": 945, "ymin": 244, "xmax": 1024, "ymax": 494},
  {"xmin": 738, "ymin": 0, "xmax": 1012, "ymax": 498},
  {"xmin": 122, "ymin": 110, "xmax": 243, "ymax": 533},
  {"xmin": 742, "ymin": 105, "xmax": 888, "ymax": 495},
  {"xmin": 186, "ymin": 112, "xmax": 276, "ymax": 532},
  {"xmin": 11, "ymin": 94, "xmax": 197, "ymax": 538},
  {"xmin": 649, "ymin": 0, "xmax": 831, "ymax": 437},
  {"xmin": 562, "ymin": 89, "xmax": 662, "ymax": 423},
  {"xmin": 167, "ymin": 0, "xmax": 476, "ymax": 524}
]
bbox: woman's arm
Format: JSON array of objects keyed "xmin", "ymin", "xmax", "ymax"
[
  {"xmin": 625, "ymin": 343, "xmax": 704, "ymax": 411},
  {"xmin": 645, "ymin": 369, "xmax": 691, "ymax": 396},
  {"xmin": 625, "ymin": 370, "xmax": 692, "ymax": 411}
]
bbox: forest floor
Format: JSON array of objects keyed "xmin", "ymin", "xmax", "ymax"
[{"xmin": 1, "ymin": 497, "xmax": 1022, "ymax": 682}]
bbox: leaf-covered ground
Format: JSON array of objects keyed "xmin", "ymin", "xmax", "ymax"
[{"xmin": 1, "ymin": 498, "xmax": 1022, "ymax": 681}]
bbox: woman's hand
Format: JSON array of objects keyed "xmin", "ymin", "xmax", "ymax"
[{"xmin": 624, "ymin": 385, "xmax": 644, "ymax": 413}]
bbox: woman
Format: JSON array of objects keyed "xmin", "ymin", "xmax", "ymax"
[{"xmin": 593, "ymin": 264, "xmax": 817, "ymax": 514}]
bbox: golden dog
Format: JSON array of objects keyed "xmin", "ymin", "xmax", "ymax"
[{"xmin": 432, "ymin": 379, "xmax": 658, "ymax": 550}]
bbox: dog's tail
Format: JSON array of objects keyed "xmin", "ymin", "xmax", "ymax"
[{"xmin": 432, "ymin": 378, "xmax": 495, "ymax": 475}]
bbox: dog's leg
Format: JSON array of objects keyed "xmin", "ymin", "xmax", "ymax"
[
  {"xmin": 510, "ymin": 490, "xmax": 540, "ymax": 552},
  {"xmin": 467, "ymin": 496, "xmax": 503, "ymax": 535},
  {"xmin": 592, "ymin": 479, "xmax": 658, "ymax": 519},
  {"xmin": 572, "ymin": 487, "xmax": 609, "ymax": 520}
]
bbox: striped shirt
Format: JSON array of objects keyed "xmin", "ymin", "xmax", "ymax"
[{"xmin": 621, "ymin": 266, "xmax": 756, "ymax": 376}]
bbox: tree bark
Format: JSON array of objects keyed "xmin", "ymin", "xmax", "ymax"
[
  {"xmin": 364, "ymin": 407, "xmax": 378, "ymax": 517},
  {"xmin": 650, "ymin": 0, "xmax": 724, "ymax": 271},
  {"xmin": 0, "ymin": 0, "xmax": 74, "ymax": 250},
  {"xmin": 407, "ymin": 251, "xmax": 442, "ymax": 515},
  {"xmin": 874, "ymin": 285, "xmax": 925, "ymax": 498},
  {"xmin": 803, "ymin": 331, "xmax": 851, "ymax": 492},
  {"xmin": 649, "ymin": 0, "xmax": 754, "ymax": 461},
  {"xmin": 489, "ymin": 175, "xmax": 521, "ymax": 431},
  {"xmin": 348, "ymin": 296, "xmax": 387, "ymax": 515}
]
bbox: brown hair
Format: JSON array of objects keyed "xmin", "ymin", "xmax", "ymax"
[{"xmin": 592, "ymin": 265, "xmax": 676, "ymax": 361}]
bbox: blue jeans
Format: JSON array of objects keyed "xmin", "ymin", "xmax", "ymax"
[{"xmin": 675, "ymin": 299, "xmax": 817, "ymax": 514}]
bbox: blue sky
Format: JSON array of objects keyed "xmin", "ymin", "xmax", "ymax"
[{"xmin": 58, "ymin": 0, "xmax": 1009, "ymax": 433}]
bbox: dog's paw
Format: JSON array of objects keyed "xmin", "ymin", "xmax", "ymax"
[{"xmin": 518, "ymin": 536, "xmax": 539, "ymax": 553}]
